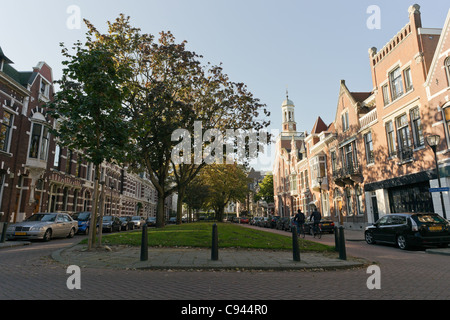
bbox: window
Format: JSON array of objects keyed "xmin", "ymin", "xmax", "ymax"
[
  {"xmin": 356, "ymin": 185, "xmax": 364, "ymax": 215},
  {"xmin": 382, "ymin": 84, "xmax": 390, "ymax": 106},
  {"xmin": 54, "ymin": 144, "xmax": 61, "ymax": 169},
  {"xmin": 410, "ymin": 107, "xmax": 424, "ymax": 148},
  {"xmin": 40, "ymin": 78, "xmax": 50, "ymax": 98},
  {"xmin": 385, "ymin": 121, "xmax": 396, "ymax": 157},
  {"xmin": 344, "ymin": 143, "xmax": 354, "ymax": 169},
  {"xmin": 28, "ymin": 123, "xmax": 49, "ymax": 160},
  {"xmin": 396, "ymin": 114, "xmax": 412, "ymax": 161},
  {"xmin": 364, "ymin": 131, "xmax": 374, "ymax": 164},
  {"xmin": 330, "ymin": 151, "xmax": 337, "ymax": 172},
  {"xmin": 345, "ymin": 187, "xmax": 353, "ymax": 216},
  {"xmin": 66, "ymin": 150, "xmax": 73, "ymax": 174},
  {"xmin": 445, "ymin": 57, "xmax": 450, "ymax": 85},
  {"xmin": 0, "ymin": 111, "xmax": 13, "ymax": 152},
  {"xmin": 444, "ymin": 107, "xmax": 450, "ymax": 146},
  {"xmin": 404, "ymin": 67, "xmax": 413, "ymax": 92},
  {"xmin": 389, "ymin": 67, "xmax": 404, "ymax": 100},
  {"xmin": 341, "ymin": 111, "xmax": 349, "ymax": 131}
]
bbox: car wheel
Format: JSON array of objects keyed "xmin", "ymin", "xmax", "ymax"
[
  {"xmin": 43, "ymin": 229, "xmax": 52, "ymax": 242},
  {"xmin": 397, "ymin": 234, "xmax": 409, "ymax": 250},
  {"xmin": 67, "ymin": 228, "xmax": 75, "ymax": 238},
  {"xmin": 365, "ymin": 231, "xmax": 375, "ymax": 245}
]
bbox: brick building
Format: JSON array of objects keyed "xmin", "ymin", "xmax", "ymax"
[{"xmin": 273, "ymin": 4, "xmax": 450, "ymax": 228}]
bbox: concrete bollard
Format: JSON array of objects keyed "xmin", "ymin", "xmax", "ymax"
[
  {"xmin": 338, "ymin": 226, "xmax": 347, "ymax": 260},
  {"xmin": 292, "ymin": 225, "xmax": 300, "ymax": 262},
  {"xmin": 211, "ymin": 223, "xmax": 219, "ymax": 261},
  {"xmin": 334, "ymin": 226, "xmax": 339, "ymax": 252},
  {"xmin": 140, "ymin": 223, "xmax": 148, "ymax": 261}
]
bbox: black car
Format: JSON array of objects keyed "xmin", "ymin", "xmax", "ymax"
[
  {"xmin": 276, "ymin": 217, "xmax": 292, "ymax": 231},
  {"xmin": 365, "ymin": 213, "xmax": 450, "ymax": 250},
  {"xmin": 102, "ymin": 215, "xmax": 122, "ymax": 233},
  {"xmin": 146, "ymin": 216, "xmax": 156, "ymax": 227},
  {"xmin": 269, "ymin": 215, "xmax": 280, "ymax": 228},
  {"xmin": 119, "ymin": 216, "xmax": 135, "ymax": 231},
  {"xmin": 304, "ymin": 219, "xmax": 335, "ymax": 234}
]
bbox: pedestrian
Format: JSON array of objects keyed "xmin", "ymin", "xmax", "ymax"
[
  {"xmin": 293, "ymin": 209, "xmax": 305, "ymax": 235},
  {"xmin": 310, "ymin": 205, "xmax": 322, "ymax": 234}
]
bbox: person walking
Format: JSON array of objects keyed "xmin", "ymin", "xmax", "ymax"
[
  {"xmin": 293, "ymin": 209, "xmax": 305, "ymax": 235},
  {"xmin": 309, "ymin": 206, "xmax": 322, "ymax": 235}
]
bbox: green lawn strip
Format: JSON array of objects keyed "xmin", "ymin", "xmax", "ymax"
[{"xmin": 81, "ymin": 222, "xmax": 334, "ymax": 253}]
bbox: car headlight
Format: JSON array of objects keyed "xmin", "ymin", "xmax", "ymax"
[{"xmin": 30, "ymin": 226, "xmax": 44, "ymax": 231}]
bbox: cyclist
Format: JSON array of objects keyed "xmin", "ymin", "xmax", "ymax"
[
  {"xmin": 293, "ymin": 209, "xmax": 305, "ymax": 235},
  {"xmin": 309, "ymin": 206, "xmax": 322, "ymax": 235}
]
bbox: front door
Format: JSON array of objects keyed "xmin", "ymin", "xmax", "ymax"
[{"xmin": 371, "ymin": 192, "xmax": 379, "ymax": 222}]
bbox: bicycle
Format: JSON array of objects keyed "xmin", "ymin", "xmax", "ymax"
[
  {"xmin": 298, "ymin": 223, "xmax": 306, "ymax": 239},
  {"xmin": 310, "ymin": 223, "xmax": 322, "ymax": 239}
]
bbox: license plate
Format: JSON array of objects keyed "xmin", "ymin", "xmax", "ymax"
[
  {"xmin": 15, "ymin": 232, "xmax": 26, "ymax": 236},
  {"xmin": 322, "ymin": 223, "xmax": 330, "ymax": 226},
  {"xmin": 429, "ymin": 226, "xmax": 442, "ymax": 232}
]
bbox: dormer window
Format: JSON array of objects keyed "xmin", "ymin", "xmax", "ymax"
[{"xmin": 40, "ymin": 78, "xmax": 50, "ymax": 98}]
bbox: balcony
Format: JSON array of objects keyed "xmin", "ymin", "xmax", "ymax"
[
  {"xmin": 311, "ymin": 177, "xmax": 328, "ymax": 192},
  {"xmin": 332, "ymin": 163, "xmax": 363, "ymax": 187}
]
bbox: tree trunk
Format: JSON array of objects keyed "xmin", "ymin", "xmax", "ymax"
[
  {"xmin": 96, "ymin": 182, "xmax": 106, "ymax": 247},
  {"xmin": 176, "ymin": 186, "xmax": 186, "ymax": 225},
  {"xmin": 156, "ymin": 192, "xmax": 166, "ymax": 228},
  {"xmin": 88, "ymin": 165, "xmax": 101, "ymax": 250}
]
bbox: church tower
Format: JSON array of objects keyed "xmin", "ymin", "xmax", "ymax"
[{"xmin": 281, "ymin": 91, "xmax": 297, "ymax": 133}]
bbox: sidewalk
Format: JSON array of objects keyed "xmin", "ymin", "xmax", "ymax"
[{"xmin": 52, "ymin": 244, "xmax": 367, "ymax": 271}]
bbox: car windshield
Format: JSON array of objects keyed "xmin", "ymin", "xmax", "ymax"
[
  {"xmin": 132, "ymin": 216, "xmax": 140, "ymax": 220},
  {"xmin": 119, "ymin": 217, "xmax": 128, "ymax": 221},
  {"xmin": 73, "ymin": 212, "xmax": 90, "ymax": 221},
  {"xmin": 147, "ymin": 217, "xmax": 155, "ymax": 221},
  {"xmin": 103, "ymin": 216, "xmax": 113, "ymax": 221},
  {"xmin": 414, "ymin": 214, "xmax": 447, "ymax": 224},
  {"xmin": 26, "ymin": 213, "xmax": 57, "ymax": 222}
]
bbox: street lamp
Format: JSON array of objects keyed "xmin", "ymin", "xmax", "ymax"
[
  {"xmin": 317, "ymin": 176, "xmax": 323, "ymax": 214},
  {"xmin": 426, "ymin": 134, "xmax": 447, "ymax": 219}
]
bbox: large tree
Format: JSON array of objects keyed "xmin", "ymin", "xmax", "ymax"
[
  {"xmin": 200, "ymin": 164, "xmax": 250, "ymax": 222},
  {"xmin": 48, "ymin": 36, "xmax": 131, "ymax": 249},
  {"xmin": 75, "ymin": 15, "xmax": 271, "ymax": 228}
]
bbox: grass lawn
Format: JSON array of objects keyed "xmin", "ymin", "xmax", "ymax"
[{"xmin": 82, "ymin": 222, "xmax": 334, "ymax": 253}]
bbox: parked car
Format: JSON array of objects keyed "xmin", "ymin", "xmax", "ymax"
[
  {"xmin": 365, "ymin": 213, "xmax": 450, "ymax": 250},
  {"xmin": 257, "ymin": 217, "xmax": 269, "ymax": 228},
  {"xmin": 168, "ymin": 217, "xmax": 177, "ymax": 224},
  {"xmin": 276, "ymin": 217, "xmax": 291, "ymax": 231},
  {"xmin": 269, "ymin": 215, "xmax": 280, "ymax": 228},
  {"xmin": 146, "ymin": 217, "xmax": 156, "ymax": 227},
  {"xmin": 304, "ymin": 219, "xmax": 335, "ymax": 234},
  {"xmin": 72, "ymin": 211, "xmax": 98, "ymax": 235},
  {"xmin": 131, "ymin": 216, "xmax": 145, "ymax": 228},
  {"xmin": 6, "ymin": 212, "xmax": 78, "ymax": 242},
  {"xmin": 102, "ymin": 215, "xmax": 122, "ymax": 233},
  {"xmin": 119, "ymin": 216, "xmax": 135, "ymax": 231},
  {"xmin": 250, "ymin": 217, "xmax": 261, "ymax": 225},
  {"xmin": 239, "ymin": 217, "xmax": 249, "ymax": 224}
]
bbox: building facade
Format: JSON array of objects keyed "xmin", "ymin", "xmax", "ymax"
[{"xmin": 273, "ymin": 4, "xmax": 450, "ymax": 228}]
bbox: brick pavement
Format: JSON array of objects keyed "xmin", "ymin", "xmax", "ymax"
[{"xmin": 1, "ymin": 226, "xmax": 450, "ymax": 300}]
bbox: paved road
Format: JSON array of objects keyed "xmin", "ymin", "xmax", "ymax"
[{"xmin": 0, "ymin": 227, "xmax": 449, "ymax": 302}]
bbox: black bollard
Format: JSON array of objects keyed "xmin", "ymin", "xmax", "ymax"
[
  {"xmin": 211, "ymin": 223, "xmax": 218, "ymax": 261},
  {"xmin": 334, "ymin": 226, "xmax": 339, "ymax": 252},
  {"xmin": 140, "ymin": 223, "xmax": 148, "ymax": 261},
  {"xmin": 338, "ymin": 226, "xmax": 347, "ymax": 260},
  {"xmin": 292, "ymin": 225, "xmax": 300, "ymax": 262}
]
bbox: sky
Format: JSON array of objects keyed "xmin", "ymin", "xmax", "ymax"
[{"xmin": 1, "ymin": 0, "xmax": 449, "ymax": 171}]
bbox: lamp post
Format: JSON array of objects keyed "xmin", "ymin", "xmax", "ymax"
[
  {"xmin": 426, "ymin": 134, "xmax": 447, "ymax": 219},
  {"xmin": 317, "ymin": 176, "xmax": 323, "ymax": 214}
]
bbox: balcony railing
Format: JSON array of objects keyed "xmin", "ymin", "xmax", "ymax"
[{"xmin": 359, "ymin": 108, "xmax": 377, "ymax": 129}]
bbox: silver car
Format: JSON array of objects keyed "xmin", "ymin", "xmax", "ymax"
[{"xmin": 6, "ymin": 213, "xmax": 78, "ymax": 242}]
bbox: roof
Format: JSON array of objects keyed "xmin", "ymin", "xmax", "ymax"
[{"xmin": 310, "ymin": 116, "xmax": 328, "ymax": 134}]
